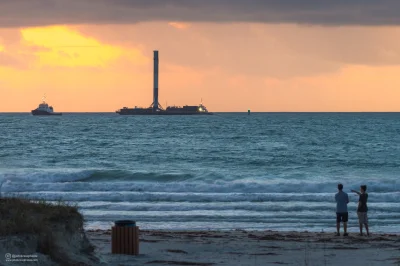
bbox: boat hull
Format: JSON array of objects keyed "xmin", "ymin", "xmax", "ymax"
[
  {"xmin": 31, "ymin": 110, "xmax": 62, "ymax": 116},
  {"xmin": 116, "ymin": 110, "xmax": 213, "ymax": 115}
]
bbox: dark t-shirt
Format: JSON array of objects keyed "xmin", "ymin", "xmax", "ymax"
[{"xmin": 357, "ymin": 193, "xmax": 368, "ymax": 212}]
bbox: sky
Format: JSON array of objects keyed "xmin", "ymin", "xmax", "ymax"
[{"xmin": 1, "ymin": 1, "xmax": 400, "ymax": 112}]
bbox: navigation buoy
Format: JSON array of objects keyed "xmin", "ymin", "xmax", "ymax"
[{"xmin": 248, "ymin": 109, "xmax": 251, "ymax": 115}]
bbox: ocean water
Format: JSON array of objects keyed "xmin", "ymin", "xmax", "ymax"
[{"xmin": 0, "ymin": 113, "xmax": 399, "ymax": 233}]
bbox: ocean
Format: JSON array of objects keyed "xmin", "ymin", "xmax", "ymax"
[{"xmin": 0, "ymin": 113, "xmax": 399, "ymax": 233}]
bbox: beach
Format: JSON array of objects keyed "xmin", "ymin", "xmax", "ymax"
[{"xmin": 88, "ymin": 229, "xmax": 400, "ymax": 266}]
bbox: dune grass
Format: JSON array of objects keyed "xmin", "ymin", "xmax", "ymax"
[
  {"xmin": 0, "ymin": 197, "xmax": 94, "ymax": 264},
  {"xmin": 0, "ymin": 197, "xmax": 81, "ymax": 236}
]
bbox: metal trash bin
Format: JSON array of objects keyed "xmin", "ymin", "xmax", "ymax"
[{"xmin": 111, "ymin": 220, "xmax": 139, "ymax": 255}]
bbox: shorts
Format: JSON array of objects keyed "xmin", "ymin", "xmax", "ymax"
[
  {"xmin": 357, "ymin": 212, "xmax": 368, "ymax": 224},
  {"xmin": 336, "ymin": 212, "xmax": 348, "ymax": 223}
]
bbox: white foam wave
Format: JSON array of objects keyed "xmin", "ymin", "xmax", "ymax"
[
  {"xmin": 4, "ymin": 191, "xmax": 400, "ymax": 203},
  {"xmin": 83, "ymin": 221, "xmax": 400, "ymax": 233},
  {"xmin": 75, "ymin": 201, "xmax": 400, "ymax": 213},
  {"xmin": 0, "ymin": 169, "xmax": 94, "ymax": 183},
  {"xmin": 2, "ymin": 178, "xmax": 399, "ymax": 194}
]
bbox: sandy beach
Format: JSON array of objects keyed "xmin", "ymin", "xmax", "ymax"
[
  {"xmin": 88, "ymin": 229, "xmax": 400, "ymax": 266},
  {"xmin": 1, "ymin": 199, "xmax": 399, "ymax": 266}
]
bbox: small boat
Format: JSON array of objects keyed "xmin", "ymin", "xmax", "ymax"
[{"xmin": 31, "ymin": 97, "xmax": 62, "ymax": 116}]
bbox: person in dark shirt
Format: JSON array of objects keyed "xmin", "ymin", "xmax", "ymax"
[
  {"xmin": 335, "ymin": 183, "xmax": 349, "ymax": 236},
  {"xmin": 351, "ymin": 185, "xmax": 369, "ymax": 236}
]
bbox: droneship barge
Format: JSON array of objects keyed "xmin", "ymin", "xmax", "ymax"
[{"xmin": 116, "ymin": 51, "xmax": 212, "ymax": 115}]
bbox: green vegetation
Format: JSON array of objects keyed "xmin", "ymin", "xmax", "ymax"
[
  {"xmin": 0, "ymin": 197, "xmax": 81, "ymax": 236},
  {"xmin": 0, "ymin": 197, "xmax": 95, "ymax": 264}
]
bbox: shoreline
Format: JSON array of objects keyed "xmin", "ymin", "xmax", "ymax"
[
  {"xmin": 84, "ymin": 225, "xmax": 400, "ymax": 234},
  {"xmin": 88, "ymin": 228, "xmax": 400, "ymax": 237},
  {"xmin": 87, "ymin": 229, "xmax": 400, "ymax": 266}
]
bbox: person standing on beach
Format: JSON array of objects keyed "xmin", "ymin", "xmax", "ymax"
[
  {"xmin": 351, "ymin": 185, "xmax": 369, "ymax": 236},
  {"xmin": 335, "ymin": 183, "xmax": 349, "ymax": 236}
]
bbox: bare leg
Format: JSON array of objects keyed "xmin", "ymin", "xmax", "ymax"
[
  {"xmin": 336, "ymin": 222, "xmax": 340, "ymax": 235},
  {"xmin": 359, "ymin": 223, "xmax": 363, "ymax": 235},
  {"xmin": 343, "ymin": 222, "xmax": 347, "ymax": 234},
  {"xmin": 365, "ymin": 223, "xmax": 369, "ymax": 236}
]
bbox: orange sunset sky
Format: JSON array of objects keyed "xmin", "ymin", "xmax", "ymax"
[{"xmin": 1, "ymin": 1, "xmax": 400, "ymax": 112}]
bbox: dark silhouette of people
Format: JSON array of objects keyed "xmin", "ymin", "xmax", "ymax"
[
  {"xmin": 335, "ymin": 183, "xmax": 349, "ymax": 236},
  {"xmin": 351, "ymin": 185, "xmax": 370, "ymax": 236}
]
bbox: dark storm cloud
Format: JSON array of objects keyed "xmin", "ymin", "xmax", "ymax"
[{"xmin": 0, "ymin": 0, "xmax": 400, "ymax": 27}]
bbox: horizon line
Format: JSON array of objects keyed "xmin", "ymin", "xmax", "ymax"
[{"xmin": 1, "ymin": 111, "xmax": 400, "ymax": 114}]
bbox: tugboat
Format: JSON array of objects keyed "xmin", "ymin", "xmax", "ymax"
[{"xmin": 31, "ymin": 96, "xmax": 62, "ymax": 116}]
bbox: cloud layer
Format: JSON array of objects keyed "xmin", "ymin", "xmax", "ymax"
[
  {"xmin": 1, "ymin": 22, "xmax": 400, "ymax": 111},
  {"xmin": 1, "ymin": 0, "xmax": 400, "ymax": 27}
]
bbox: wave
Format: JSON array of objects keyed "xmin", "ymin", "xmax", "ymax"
[
  {"xmin": 80, "ymin": 212, "xmax": 400, "ymax": 223},
  {"xmin": 83, "ymin": 220, "xmax": 400, "ymax": 233},
  {"xmin": 75, "ymin": 201, "xmax": 400, "ymax": 213},
  {"xmin": 0, "ymin": 169, "xmax": 194, "ymax": 184},
  {"xmin": 0, "ymin": 169, "xmax": 94, "ymax": 183},
  {"xmin": 79, "ymin": 170, "xmax": 194, "ymax": 182},
  {"xmin": 2, "ymin": 172, "xmax": 399, "ymax": 194},
  {"xmin": 2, "ymin": 169, "xmax": 399, "ymax": 233},
  {"xmin": 5, "ymin": 191, "xmax": 400, "ymax": 203}
]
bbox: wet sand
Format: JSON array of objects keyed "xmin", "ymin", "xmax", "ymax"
[{"xmin": 87, "ymin": 230, "xmax": 400, "ymax": 266}]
